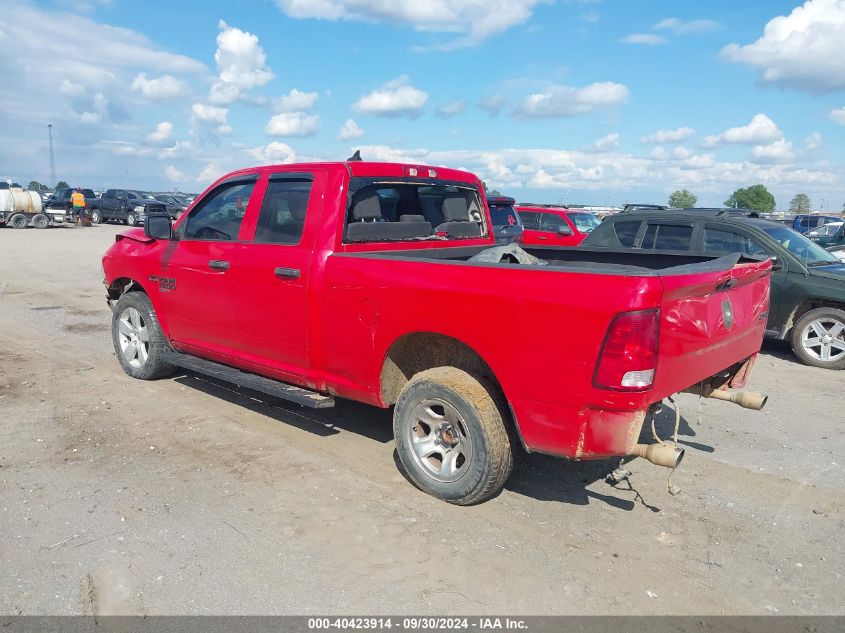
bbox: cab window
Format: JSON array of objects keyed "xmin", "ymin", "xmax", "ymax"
[
  {"xmin": 703, "ymin": 226, "xmax": 768, "ymax": 257},
  {"xmin": 254, "ymin": 178, "xmax": 313, "ymax": 245},
  {"xmin": 640, "ymin": 223, "xmax": 693, "ymax": 250},
  {"xmin": 184, "ymin": 181, "xmax": 255, "ymax": 241}
]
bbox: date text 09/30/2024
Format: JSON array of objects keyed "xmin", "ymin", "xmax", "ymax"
[{"xmin": 308, "ymin": 618, "xmax": 528, "ymax": 631}]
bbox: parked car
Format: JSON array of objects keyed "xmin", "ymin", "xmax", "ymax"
[
  {"xmin": 805, "ymin": 221, "xmax": 844, "ymax": 248},
  {"xmin": 583, "ymin": 209, "xmax": 845, "ymax": 369},
  {"xmin": 44, "ymin": 187, "xmax": 98, "ymax": 214},
  {"xmin": 516, "ymin": 204, "xmax": 600, "ymax": 246},
  {"xmin": 102, "ymin": 160, "xmax": 771, "ymax": 505},
  {"xmin": 486, "ymin": 196, "xmax": 523, "ymax": 244},
  {"xmin": 92, "ymin": 189, "xmax": 168, "ymax": 226},
  {"xmin": 153, "ymin": 193, "xmax": 190, "ymax": 220},
  {"xmin": 793, "ymin": 214, "xmax": 841, "ymax": 233}
]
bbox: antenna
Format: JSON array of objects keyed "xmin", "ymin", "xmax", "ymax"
[{"xmin": 48, "ymin": 123, "xmax": 56, "ymax": 188}]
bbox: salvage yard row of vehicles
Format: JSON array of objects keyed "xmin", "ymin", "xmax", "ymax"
[{"xmin": 102, "ymin": 160, "xmax": 773, "ymax": 505}]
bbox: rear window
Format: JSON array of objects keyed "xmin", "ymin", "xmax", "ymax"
[
  {"xmin": 81, "ymin": 189, "xmax": 95, "ymax": 198},
  {"xmin": 489, "ymin": 204, "xmax": 519, "ymax": 227},
  {"xmin": 641, "ymin": 223, "xmax": 693, "ymax": 250}
]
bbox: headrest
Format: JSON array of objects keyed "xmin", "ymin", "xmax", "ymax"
[
  {"xmin": 352, "ymin": 191, "xmax": 382, "ymax": 220},
  {"xmin": 399, "ymin": 214, "xmax": 425, "ymax": 223},
  {"xmin": 441, "ymin": 193, "xmax": 469, "ymax": 222},
  {"xmin": 288, "ymin": 191, "xmax": 308, "ymax": 221}
]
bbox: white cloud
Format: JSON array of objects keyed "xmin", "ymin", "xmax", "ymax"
[
  {"xmin": 752, "ymin": 140, "xmax": 795, "ymax": 163},
  {"xmin": 436, "ymin": 99, "xmax": 468, "ymax": 118},
  {"xmin": 722, "ymin": 0, "xmax": 845, "ymax": 93},
  {"xmin": 621, "ymin": 34, "xmax": 667, "ymax": 45},
  {"xmin": 514, "ymin": 82, "xmax": 629, "ymax": 119},
  {"xmin": 191, "ymin": 103, "xmax": 229, "ymax": 125},
  {"xmin": 351, "ymin": 144, "xmax": 838, "ymax": 198},
  {"xmin": 337, "ymin": 118, "xmax": 364, "ymax": 141},
  {"xmin": 101, "ymin": 140, "xmax": 150, "ymax": 156},
  {"xmin": 273, "ymin": 89, "xmax": 319, "ymax": 112},
  {"xmin": 640, "ymin": 127, "xmax": 695, "ymax": 144},
  {"xmin": 478, "ymin": 94, "xmax": 507, "ymax": 116},
  {"xmin": 246, "ymin": 141, "xmax": 297, "ymax": 165},
  {"xmin": 131, "ymin": 73, "xmax": 189, "ymax": 100},
  {"xmin": 830, "ymin": 107, "xmax": 845, "ymax": 124},
  {"xmin": 165, "ymin": 164, "xmax": 187, "ymax": 182},
  {"xmin": 265, "ymin": 112, "xmax": 320, "ymax": 137},
  {"xmin": 654, "ymin": 17, "xmax": 721, "ymax": 34},
  {"xmin": 274, "ymin": 0, "xmax": 543, "ymax": 47},
  {"xmin": 672, "ymin": 146, "xmax": 693, "ymax": 159},
  {"xmin": 804, "ymin": 132, "xmax": 823, "ymax": 151},
  {"xmin": 352, "ymin": 76, "xmax": 428, "ymax": 118},
  {"xmin": 59, "ymin": 80, "xmax": 86, "ymax": 97},
  {"xmin": 147, "ymin": 121, "xmax": 173, "ymax": 144},
  {"xmin": 590, "ymin": 133, "xmax": 619, "ymax": 152},
  {"xmin": 209, "ymin": 20, "xmax": 274, "ymax": 104},
  {"xmin": 701, "ymin": 114, "xmax": 783, "ymax": 148}
]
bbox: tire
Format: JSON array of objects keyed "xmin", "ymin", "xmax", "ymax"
[
  {"xmin": 126, "ymin": 212, "xmax": 137, "ymax": 227},
  {"xmin": 393, "ymin": 367, "xmax": 513, "ymax": 505},
  {"xmin": 32, "ymin": 213, "xmax": 49, "ymax": 229},
  {"xmin": 111, "ymin": 291, "xmax": 175, "ymax": 380},
  {"xmin": 9, "ymin": 213, "xmax": 28, "ymax": 229},
  {"xmin": 790, "ymin": 307, "xmax": 845, "ymax": 370},
  {"xmin": 91, "ymin": 209, "xmax": 102, "ymax": 224}
]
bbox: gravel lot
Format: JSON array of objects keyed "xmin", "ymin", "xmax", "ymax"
[{"xmin": 0, "ymin": 224, "xmax": 843, "ymax": 616}]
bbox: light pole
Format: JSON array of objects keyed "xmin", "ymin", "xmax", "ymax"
[{"xmin": 48, "ymin": 124, "xmax": 56, "ymax": 188}]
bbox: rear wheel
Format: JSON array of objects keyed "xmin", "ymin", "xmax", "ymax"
[
  {"xmin": 111, "ymin": 291, "xmax": 175, "ymax": 380},
  {"xmin": 126, "ymin": 212, "xmax": 137, "ymax": 226},
  {"xmin": 393, "ymin": 367, "xmax": 513, "ymax": 505},
  {"xmin": 791, "ymin": 307, "xmax": 845, "ymax": 370},
  {"xmin": 9, "ymin": 213, "xmax": 28, "ymax": 229},
  {"xmin": 32, "ymin": 213, "xmax": 49, "ymax": 229}
]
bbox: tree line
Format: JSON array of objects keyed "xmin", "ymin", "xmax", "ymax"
[{"xmin": 667, "ymin": 186, "xmax": 842, "ymax": 214}]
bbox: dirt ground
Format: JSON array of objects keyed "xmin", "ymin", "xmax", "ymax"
[{"xmin": 0, "ymin": 224, "xmax": 843, "ymax": 616}]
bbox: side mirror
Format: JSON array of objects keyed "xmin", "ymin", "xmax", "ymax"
[
  {"xmin": 769, "ymin": 255, "xmax": 783, "ymax": 271},
  {"xmin": 144, "ymin": 214, "xmax": 172, "ymax": 240},
  {"xmin": 557, "ymin": 225, "xmax": 573, "ymax": 236}
]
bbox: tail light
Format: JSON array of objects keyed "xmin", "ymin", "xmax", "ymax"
[{"xmin": 593, "ymin": 309, "xmax": 660, "ymax": 391}]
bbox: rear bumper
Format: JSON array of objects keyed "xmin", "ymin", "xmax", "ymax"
[{"xmin": 512, "ymin": 354, "xmax": 759, "ymax": 459}]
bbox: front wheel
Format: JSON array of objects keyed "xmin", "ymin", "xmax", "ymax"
[
  {"xmin": 393, "ymin": 367, "xmax": 513, "ymax": 505},
  {"xmin": 111, "ymin": 291, "xmax": 175, "ymax": 380},
  {"xmin": 91, "ymin": 209, "xmax": 102, "ymax": 224},
  {"xmin": 126, "ymin": 212, "xmax": 137, "ymax": 226},
  {"xmin": 791, "ymin": 307, "xmax": 845, "ymax": 370}
]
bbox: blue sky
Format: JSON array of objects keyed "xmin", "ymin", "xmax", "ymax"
[{"xmin": 2, "ymin": 0, "xmax": 844, "ymax": 210}]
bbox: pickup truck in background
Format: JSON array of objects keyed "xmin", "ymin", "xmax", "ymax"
[
  {"xmin": 102, "ymin": 161, "xmax": 771, "ymax": 505},
  {"xmin": 92, "ymin": 189, "xmax": 168, "ymax": 226},
  {"xmin": 44, "ymin": 187, "xmax": 98, "ymax": 214}
]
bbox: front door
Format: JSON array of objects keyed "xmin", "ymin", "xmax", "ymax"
[
  {"xmin": 156, "ymin": 176, "xmax": 258, "ymax": 358},
  {"xmin": 536, "ymin": 211, "xmax": 582, "ymax": 246},
  {"xmin": 232, "ymin": 170, "xmax": 323, "ymax": 384}
]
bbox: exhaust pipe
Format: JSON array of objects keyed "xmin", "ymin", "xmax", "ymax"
[
  {"xmin": 630, "ymin": 443, "xmax": 685, "ymax": 469},
  {"xmin": 683, "ymin": 386, "xmax": 768, "ymax": 411}
]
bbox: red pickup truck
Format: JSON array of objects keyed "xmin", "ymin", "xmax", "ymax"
[{"xmin": 102, "ymin": 161, "xmax": 771, "ymax": 505}]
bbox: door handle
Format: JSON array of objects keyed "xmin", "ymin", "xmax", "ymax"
[
  {"xmin": 537, "ymin": 235, "xmax": 548, "ymax": 240},
  {"xmin": 209, "ymin": 260, "xmax": 230, "ymax": 271},
  {"xmin": 274, "ymin": 267, "xmax": 301, "ymax": 279}
]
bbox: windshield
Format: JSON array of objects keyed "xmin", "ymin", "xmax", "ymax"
[
  {"xmin": 762, "ymin": 225, "xmax": 839, "ymax": 266},
  {"xmin": 808, "ymin": 222, "xmax": 842, "ymax": 237},
  {"xmin": 489, "ymin": 205, "xmax": 520, "ymax": 229},
  {"xmin": 568, "ymin": 212, "xmax": 600, "ymax": 233}
]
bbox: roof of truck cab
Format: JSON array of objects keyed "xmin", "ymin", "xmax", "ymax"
[{"xmin": 219, "ymin": 161, "xmax": 479, "ymax": 184}]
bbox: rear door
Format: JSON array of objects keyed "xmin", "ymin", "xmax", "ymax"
[
  {"xmin": 517, "ymin": 210, "xmax": 541, "ymax": 244},
  {"xmin": 156, "ymin": 175, "xmax": 258, "ymax": 358},
  {"xmin": 231, "ymin": 169, "xmax": 324, "ymax": 384}
]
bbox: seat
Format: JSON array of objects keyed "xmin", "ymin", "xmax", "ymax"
[{"xmin": 436, "ymin": 193, "xmax": 482, "ymax": 238}]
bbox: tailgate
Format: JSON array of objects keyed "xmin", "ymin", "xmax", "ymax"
[{"xmin": 652, "ymin": 258, "xmax": 770, "ymax": 398}]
